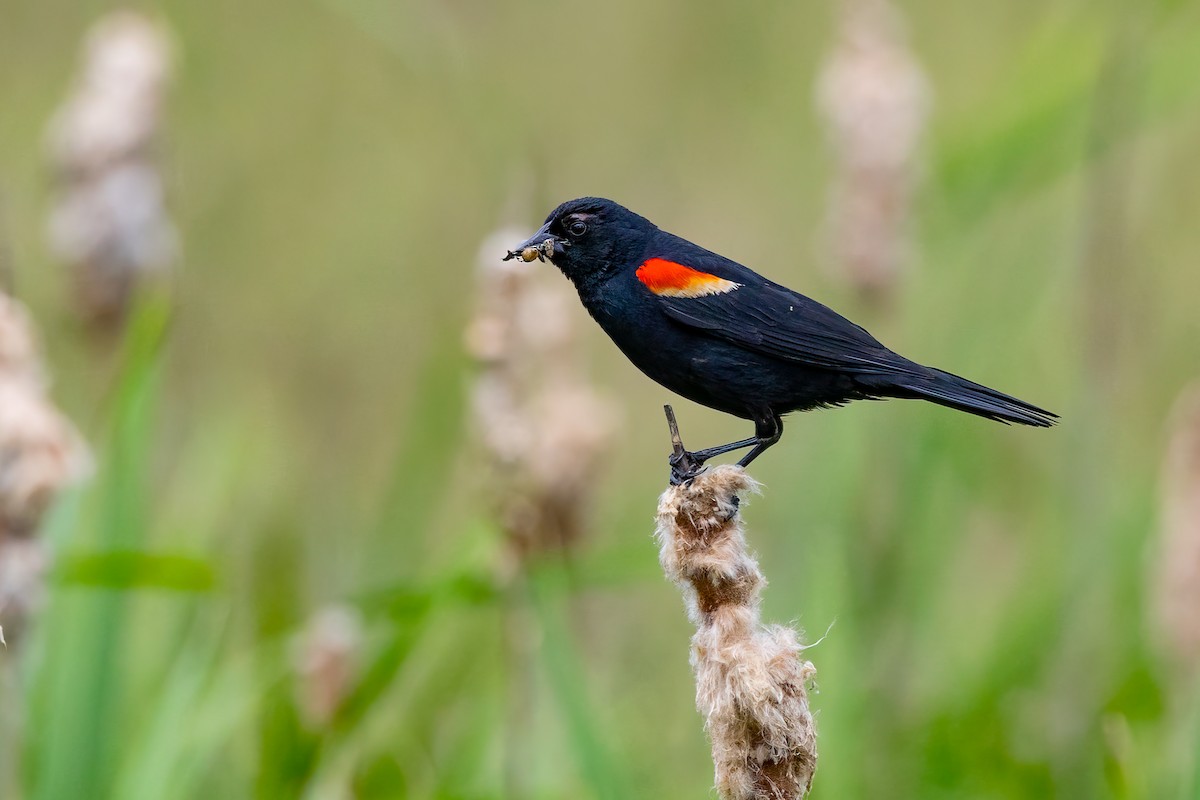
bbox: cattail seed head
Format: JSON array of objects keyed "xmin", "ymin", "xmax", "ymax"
[
  {"xmin": 46, "ymin": 11, "xmax": 177, "ymax": 327},
  {"xmin": 467, "ymin": 228, "xmax": 617, "ymax": 559},
  {"xmin": 657, "ymin": 466, "xmax": 817, "ymax": 798},
  {"xmin": 47, "ymin": 12, "xmax": 172, "ymax": 172},
  {"xmin": 0, "ymin": 382, "xmax": 88, "ymax": 537},
  {"xmin": 0, "ymin": 293, "xmax": 89, "ymax": 647},
  {"xmin": 0, "ymin": 295, "xmax": 90, "ymax": 539},
  {"xmin": 292, "ymin": 605, "xmax": 364, "ymax": 728},
  {"xmin": 816, "ymin": 0, "xmax": 930, "ymax": 301},
  {"xmin": 0, "ymin": 539, "xmax": 49, "ymax": 648}
]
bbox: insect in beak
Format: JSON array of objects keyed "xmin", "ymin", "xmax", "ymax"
[{"xmin": 504, "ymin": 236, "xmax": 562, "ymax": 263}]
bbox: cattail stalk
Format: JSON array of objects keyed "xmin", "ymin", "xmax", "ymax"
[{"xmin": 656, "ymin": 409, "xmax": 817, "ymax": 798}]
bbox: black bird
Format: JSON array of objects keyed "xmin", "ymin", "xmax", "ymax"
[{"xmin": 505, "ymin": 197, "xmax": 1055, "ymax": 477}]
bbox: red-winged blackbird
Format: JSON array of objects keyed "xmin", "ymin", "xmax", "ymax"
[{"xmin": 505, "ymin": 197, "xmax": 1056, "ymax": 477}]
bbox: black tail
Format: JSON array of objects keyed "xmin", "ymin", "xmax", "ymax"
[{"xmin": 889, "ymin": 367, "xmax": 1057, "ymax": 427}]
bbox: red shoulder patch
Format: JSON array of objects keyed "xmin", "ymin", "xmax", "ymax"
[{"xmin": 635, "ymin": 258, "xmax": 740, "ymax": 298}]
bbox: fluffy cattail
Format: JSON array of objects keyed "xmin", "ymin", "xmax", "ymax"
[
  {"xmin": 45, "ymin": 11, "xmax": 176, "ymax": 327},
  {"xmin": 1152, "ymin": 383, "xmax": 1200, "ymax": 676},
  {"xmin": 656, "ymin": 466, "xmax": 817, "ymax": 798},
  {"xmin": 0, "ymin": 293, "xmax": 90, "ymax": 647},
  {"xmin": 466, "ymin": 228, "xmax": 617, "ymax": 561},
  {"xmin": 0, "ymin": 539, "xmax": 48, "ymax": 648},
  {"xmin": 292, "ymin": 605, "xmax": 364, "ymax": 728},
  {"xmin": 816, "ymin": 0, "xmax": 930, "ymax": 302}
]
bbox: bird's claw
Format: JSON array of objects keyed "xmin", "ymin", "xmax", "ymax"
[{"xmin": 669, "ymin": 450, "xmax": 707, "ymax": 485}]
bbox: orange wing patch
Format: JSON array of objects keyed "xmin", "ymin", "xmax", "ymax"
[{"xmin": 635, "ymin": 258, "xmax": 740, "ymax": 298}]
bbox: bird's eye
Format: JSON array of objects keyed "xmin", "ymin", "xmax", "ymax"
[{"xmin": 567, "ymin": 218, "xmax": 588, "ymax": 237}]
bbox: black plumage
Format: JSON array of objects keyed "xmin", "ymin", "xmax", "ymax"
[{"xmin": 505, "ymin": 197, "xmax": 1055, "ymax": 474}]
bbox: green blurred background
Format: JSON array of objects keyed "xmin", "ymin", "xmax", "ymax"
[{"xmin": 2, "ymin": 0, "xmax": 1200, "ymax": 797}]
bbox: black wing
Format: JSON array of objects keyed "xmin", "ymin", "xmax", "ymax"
[{"xmin": 657, "ymin": 280, "xmax": 921, "ymax": 377}]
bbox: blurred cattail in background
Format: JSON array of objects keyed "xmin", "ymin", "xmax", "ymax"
[
  {"xmin": 292, "ymin": 605, "xmax": 365, "ymax": 728},
  {"xmin": 1152, "ymin": 383, "xmax": 1200, "ymax": 680},
  {"xmin": 466, "ymin": 227, "xmax": 618, "ymax": 796},
  {"xmin": 657, "ymin": 466, "xmax": 818, "ymax": 799},
  {"xmin": 465, "ymin": 227, "xmax": 617, "ymax": 566},
  {"xmin": 0, "ymin": 293, "xmax": 90, "ymax": 648},
  {"xmin": 45, "ymin": 11, "xmax": 176, "ymax": 328},
  {"xmin": 816, "ymin": 0, "xmax": 930, "ymax": 305}
]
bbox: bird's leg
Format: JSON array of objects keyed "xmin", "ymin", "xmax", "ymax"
[
  {"xmin": 663, "ymin": 406, "xmax": 763, "ymax": 484},
  {"xmin": 735, "ymin": 414, "xmax": 784, "ymax": 469},
  {"xmin": 687, "ymin": 437, "xmax": 760, "ymax": 463},
  {"xmin": 672, "ymin": 438, "xmax": 758, "ymax": 484}
]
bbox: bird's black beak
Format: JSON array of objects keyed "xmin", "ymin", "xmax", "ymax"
[{"xmin": 503, "ymin": 223, "xmax": 567, "ymax": 263}]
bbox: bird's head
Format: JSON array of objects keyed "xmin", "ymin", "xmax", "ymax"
[{"xmin": 504, "ymin": 197, "xmax": 655, "ymax": 289}]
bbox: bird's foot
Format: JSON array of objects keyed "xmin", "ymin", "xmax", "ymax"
[
  {"xmin": 668, "ymin": 449, "xmax": 707, "ymax": 485},
  {"xmin": 664, "ymin": 405, "xmax": 708, "ymax": 484}
]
